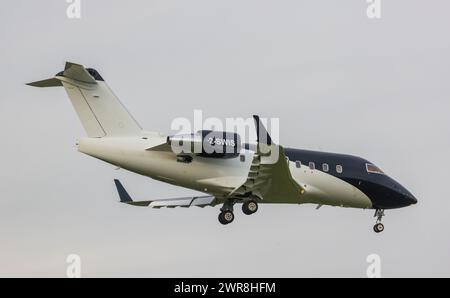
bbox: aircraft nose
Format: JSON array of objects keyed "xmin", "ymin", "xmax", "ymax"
[
  {"xmin": 408, "ymin": 193, "xmax": 418, "ymax": 205},
  {"xmin": 368, "ymin": 176, "xmax": 417, "ymax": 209},
  {"xmin": 395, "ymin": 183, "xmax": 417, "ymax": 206}
]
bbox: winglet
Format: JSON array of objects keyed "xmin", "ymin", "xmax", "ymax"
[
  {"xmin": 253, "ymin": 115, "xmax": 273, "ymax": 145},
  {"xmin": 114, "ymin": 179, "xmax": 133, "ymax": 203}
]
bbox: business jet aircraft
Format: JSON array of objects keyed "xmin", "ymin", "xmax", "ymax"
[{"xmin": 28, "ymin": 62, "xmax": 417, "ymax": 233}]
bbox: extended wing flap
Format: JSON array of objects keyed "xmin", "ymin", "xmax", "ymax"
[{"xmin": 149, "ymin": 199, "xmax": 193, "ymax": 208}]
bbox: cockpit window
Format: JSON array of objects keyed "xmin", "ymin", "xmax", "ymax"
[{"xmin": 366, "ymin": 163, "xmax": 384, "ymax": 174}]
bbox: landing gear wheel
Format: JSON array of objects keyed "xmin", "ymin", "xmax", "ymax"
[
  {"xmin": 218, "ymin": 213, "xmax": 226, "ymax": 225},
  {"xmin": 242, "ymin": 200, "xmax": 258, "ymax": 215},
  {"xmin": 373, "ymin": 223, "xmax": 385, "ymax": 233},
  {"xmin": 373, "ymin": 209, "xmax": 385, "ymax": 233},
  {"xmin": 218, "ymin": 210, "xmax": 234, "ymax": 225}
]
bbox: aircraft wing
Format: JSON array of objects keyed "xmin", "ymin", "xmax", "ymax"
[
  {"xmin": 114, "ymin": 180, "xmax": 218, "ymax": 208},
  {"xmin": 229, "ymin": 116, "xmax": 305, "ymax": 203}
]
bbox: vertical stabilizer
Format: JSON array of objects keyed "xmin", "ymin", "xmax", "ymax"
[{"xmin": 27, "ymin": 62, "xmax": 141, "ymax": 137}]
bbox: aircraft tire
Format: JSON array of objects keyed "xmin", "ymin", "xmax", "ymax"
[
  {"xmin": 219, "ymin": 211, "xmax": 234, "ymax": 225},
  {"xmin": 242, "ymin": 200, "xmax": 258, "ymax": 215},
  {"xmin": 373, "ymin": 223, "xmax": 384, "ymax": 233}
]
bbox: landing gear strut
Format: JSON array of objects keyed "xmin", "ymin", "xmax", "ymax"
[
  {"xmin": 218, "ymin": 199, "xmax": 235, "ymax": 225},
  {"xmin": 373, "ymin": 209, "xmax": 385, "ymax": 233}
]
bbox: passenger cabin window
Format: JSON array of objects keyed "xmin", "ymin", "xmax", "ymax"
[
  {"xmin": 336, "ymin": 165, "xmax": 343, "ymax": 173},
  {"xmin": 309, "ymin": 162, "xmax": 315, "ymax": 170},
  {"xmin": 322, "ymin": 163, "xmax": 329, "ymax": 172},
  {"xmin": 366, "ymin": 163, "xmax": 384, "ymax": 174},
  {"xmin": 296, "ymin": 161, "xmax": 301, "ymax": 168}
]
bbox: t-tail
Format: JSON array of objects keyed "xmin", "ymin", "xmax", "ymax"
[{"xmin": 27, "ymin": 62, "xmax": 141, "ymax": 137}]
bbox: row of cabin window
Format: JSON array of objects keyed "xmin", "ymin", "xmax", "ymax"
[
  {"xmin": 295, "ymin": 161, "xmax": 343, "ymax": 174},
  {"xmin": 241, "ymin": 155, "xmax": 344, "ymax": 174}
]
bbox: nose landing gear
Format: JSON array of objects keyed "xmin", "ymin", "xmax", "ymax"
[{"xmin": 373, "ymin": 209, "xmax": 385, "ymax": 233}]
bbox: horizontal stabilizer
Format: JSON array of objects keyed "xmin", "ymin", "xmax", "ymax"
[
  {"xmin": 27, "ymin": 62, "xmax": 99, "ymax": 87},
  {"xmin": 63, "ymin": 62, "xmax": 97, "ymax": 84},
  {"xmin": 26, "ymin": 78, "xmax": 62, "ymax": 87}
]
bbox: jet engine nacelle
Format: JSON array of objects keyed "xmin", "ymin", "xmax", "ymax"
[{"xmin": 168, "ymin": 130, "xmax": 241, "ymax": 159}]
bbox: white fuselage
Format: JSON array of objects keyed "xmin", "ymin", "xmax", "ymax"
[{"xmin": 77, "ymin": 134, "xmax": 372, "ymax": 209}]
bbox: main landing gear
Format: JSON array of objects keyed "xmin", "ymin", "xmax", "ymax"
[
  {"xmin": 242, "ymin": 200, "xmax": 258, "ymax": 215},
  {"xmin": 218, "ymin": 199, "xmax": 235, "ymax": 225},
  {"xmin": 218, "ymin": 199, "xmax": 259, "ymax": 225},
  {"xmin": 218, "ymin": 210, "xmax": 235, "ymax": 225},
  {"xmin": 373, "ymin": 209, "xmax": 385, "ymax": 233}
]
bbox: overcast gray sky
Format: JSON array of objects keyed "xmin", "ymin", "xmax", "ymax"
[{"xmin": 1, "ymin": 0, "xmax": 449, "ymax": 277}]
